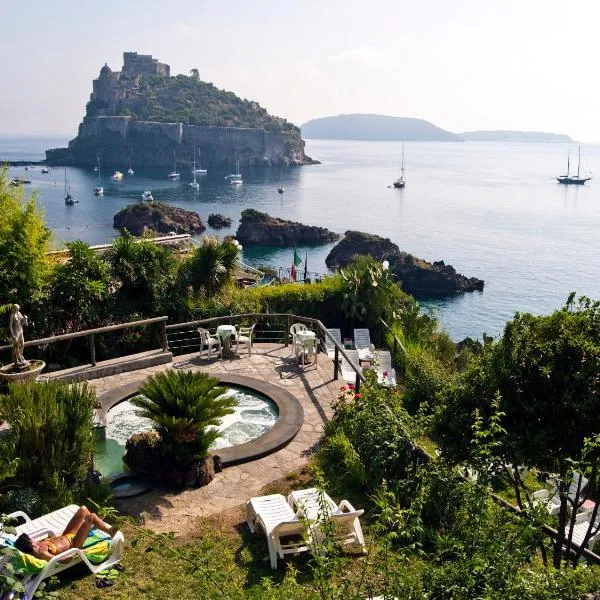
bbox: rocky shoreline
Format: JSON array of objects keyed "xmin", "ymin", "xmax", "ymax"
[
  {"xmin": 326, "ymin": 231, "xmax": 484, "ymax": 297},
  {"xmin": 235, "ymin": 209, "xmax": 340, "ymax": 246}
]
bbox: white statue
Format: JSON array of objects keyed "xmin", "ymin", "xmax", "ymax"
[{"xmin": 9, "ymin": 304, "xmax": 29, "ymax": 368}]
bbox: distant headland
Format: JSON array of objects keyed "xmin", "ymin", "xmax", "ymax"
[
  {"xmin": 46, "ymin": 52, "xmax": 315, "ymax": 168},
  {"xmin": 460, "ymin": 130, "xmax": 574, "ymax": 143},
  {"xmin": 301, "ymin": 114, "xmax": 461, "ymax": 142}
]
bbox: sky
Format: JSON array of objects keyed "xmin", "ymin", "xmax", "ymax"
[{"xmin": 1, "ymin": 0, "xmax": 598, "ymax": 141}]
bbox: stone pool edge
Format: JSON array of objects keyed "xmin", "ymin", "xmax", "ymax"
[{"xmin": 96, "ymin": 372, "xmax": 305, "ymax": 468}]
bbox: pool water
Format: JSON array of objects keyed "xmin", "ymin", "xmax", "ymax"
[{"xmin": 93, "ymin": 387, "xmax": 278, "ymax": 478}]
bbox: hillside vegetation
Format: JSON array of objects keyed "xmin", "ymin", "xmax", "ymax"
[{"xmin": 90, "ymin": 73, "xmax": 299, "ymax": 135}]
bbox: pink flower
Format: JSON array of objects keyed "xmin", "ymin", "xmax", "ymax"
[
  {"xmin": 348, "ymin": 383, "xmax": 355, "ymax": 390},
  {"xmin": 339, "ymin": 386, "xmax": 347, "ymax": 391},
  {"xmin": 355, "ymin": 393, "xmax": 362, "ymax": 400},
  {"xmin": 383, "ymin": 371, "xmax": 389, "ymax": 377}
]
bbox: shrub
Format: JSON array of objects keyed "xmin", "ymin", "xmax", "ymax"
[
  {"xmin": 0, "ymin": 381, "xmax": 95, "ymax": 514},
  {"xmin": 133, "ymin": 370, "xmax": 237, "ymax": 460}
]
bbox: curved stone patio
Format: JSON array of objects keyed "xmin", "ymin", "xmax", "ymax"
[{"xmin": 88, "ymin": 343, "xmax": 340, "ymax": 536}]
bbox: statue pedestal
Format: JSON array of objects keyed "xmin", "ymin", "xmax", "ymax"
[{"xmin": 0, "ymin": 360, "xmax": 46, "ymax": 384}]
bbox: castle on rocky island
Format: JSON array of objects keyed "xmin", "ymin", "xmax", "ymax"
[{"xmin": 46, "ymin": 52, "xmax": 312, "ymax": 168}]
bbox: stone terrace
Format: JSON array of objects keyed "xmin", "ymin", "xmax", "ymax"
[{"xmin": 89, "ymin": 343, "xmax": 341, "ymax": 536}]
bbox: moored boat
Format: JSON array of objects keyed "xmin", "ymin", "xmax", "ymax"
[
  {"xmin": 393, "ymin": 143, "xmax": 406, "ymax": 189},
  {"xmin": 557, "ymin": 146, "xmax": 591, "ymax": 185},
  {"xmin": 141, "ymin": 190, "xmax": 154, "ymax": 202},
  {"xmin": 111, "ymin": 171, "xmax": 123, "ymax": 181},
  {"xmin": 168, "ymin": 150, "xmax": 180, "ymax": 180}
]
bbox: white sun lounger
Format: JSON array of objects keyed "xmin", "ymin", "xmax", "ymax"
[
  {"xmin": 246, "ymin": 494, "xmax": 310, "ymax": 569},
  {"xmin": 0, "ymin": 504, "xmax": 124, "ymax": 598},
  {"xmin": 532, "ymin": 472, "xmax": 589, "ymax": 515},
  {"xmin": 340, "ymin": 349, "xmax": 362, "ymax": 384},
  {"xmin": 288, "ymin": 487, "xmax": 366, "ymax": 553},
  {"xmin": 374, "ymin": 350, "xmax": 396, "ymax": 386},
  {"xmin": 325, "ymin": 328, "xmax": 342, "ymax": 359},
  {"xmin": 353, "ymin": 329, "xmax": 372, "ymax": 360}
]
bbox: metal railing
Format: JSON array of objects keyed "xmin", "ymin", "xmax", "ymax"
[
  {"xmin": 0, "ymin": 316, "xmax": 169, "ymax": 368},
  {"xmin": 166, "ymin": 312, "xmax": 366, "ymax": 390}
]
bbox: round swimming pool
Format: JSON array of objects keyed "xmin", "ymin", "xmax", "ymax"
[{"xmin": 93, "ymin": 386, "xmax": 279, "ymax": 478}]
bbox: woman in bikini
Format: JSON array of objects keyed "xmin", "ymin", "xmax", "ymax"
[{"xmin": 13, "ymin": 506, "xmax": 115, "ymax": 560}]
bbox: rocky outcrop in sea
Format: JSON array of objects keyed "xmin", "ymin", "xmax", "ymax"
[
  {"xmin": 113, "ymin": 203, "xmax": 206, "ymax": 236},
  {"xmin": 325, "ymin": 230, "xmax": 484, "ymax": 297},
  {"xmin": 236, "ymin": 209, "xmax": 340, "ymax": 246},
  {"xmin": 207, "ymin": 213, "xmax": 233, "ymax": 229}
]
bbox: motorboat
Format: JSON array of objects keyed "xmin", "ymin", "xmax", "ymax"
[
  {"xmin": 111, "ymin": 171, "xmax": 123, "ymax": 181},
  {"xmin": 141, "ymin": 190, "xmax": 154, "ymax": 202},
  {"xmin": 41, "ymin": 167, "xmax": 50, "ymax": 174}
]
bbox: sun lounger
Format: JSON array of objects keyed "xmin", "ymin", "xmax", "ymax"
[
  {"xmin": 567, "ymin": 511, "xmax": 600, "ymax": 552},
  {"xmin": 532, "ymin": 472, "xmax": 589, "ymax": 515},
  {"xmin": 325, "ymin": 328, "xmax": 342, "ymax": 359},
  {"xmin": 353, "ymin": 328, "xmax": 373, "ymax": 360},
  {"xmin": 288, "ymin": 487, "xmax": 366, "ymax": 553},
  {"xmin": 246, "ymin": 494, "xmax": 310, "ymax": 569},
  {"xmin": 340, "ymin": 349, "xmax": 362, "ymax": 384},
  {"xmin": 374, "ymin": 350, "xmax": 396, "ymax": 386},
  {"xmin": 0, "ymin": 504, "xmax": 124, "ymax": 598}
]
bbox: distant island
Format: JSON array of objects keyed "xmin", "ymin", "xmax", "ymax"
[
  {"xmin": 301, "ymin": 114, "xmax": 461, "ymax": 142},
  {"xmin": 460, "ymin": 130, "xmax": 574, "ymax": 143},
  {"xmin": 46, "ymin": 52, "xmax": 314, "ymax": 168}
]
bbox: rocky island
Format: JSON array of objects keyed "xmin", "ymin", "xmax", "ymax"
[
  {"xmin": 113, "ymin": 203, "xmax": 206, "ymax": 236},
  {"xmin": 46, "ymin": 52, "xmax": 315, "ymax": 168},
  {"xmin": 207, "ymin": 213, "xmax": 233, "ymax": 229},
  {"xmin": 236, "ymin": 209, "xmax": 340, "ymax": 246},
  {"xmin": 326, "ymin": 231, "xmax": 484, "ymax": 297}
]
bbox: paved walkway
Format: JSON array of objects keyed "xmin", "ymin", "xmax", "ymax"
[{"xmin": 89, "ymin": 344, "xmax": 340, "ymax": 535}]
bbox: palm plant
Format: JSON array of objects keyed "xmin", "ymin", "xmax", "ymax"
[{"xmin": 132, "ymin": 370, "xmax": 237, "ymax": 458}]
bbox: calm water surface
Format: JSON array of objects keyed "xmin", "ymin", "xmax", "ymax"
[{"xmin": 4, "ymin": 136, "xmax": 600, "ymax": 341}]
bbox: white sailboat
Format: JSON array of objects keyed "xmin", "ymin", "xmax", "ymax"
[
  {"xmin": 278, "ymin": 166, "xmax": 285, "ymax": 193},
  {"xmin": 94, "ymin": 156, "xmax": 103, "ymax": 196},
  {"xmin": 127, "ymin": 160, "xmax": 134, "ymax": 176},
  {"xmin": 189, "ymin": 148, "xmax": 199, "ymax": 190},
  {"xmin": 168, "ymin": 150, "xmax": 180, "ymax": 180},
  {"xmin": 227, "ymin": 153, "xmax": 243, "ymax": 185},
  {"xmin": 192, "ymin": 144, "xmax": 207, "ymax": 175},
  {"xmin": 64, "ymin": 169, "xmax": 75, "ymax": 205},
  {"xmin": 393, "ymin": 143, "xmax": 406, "ymax": 188}
]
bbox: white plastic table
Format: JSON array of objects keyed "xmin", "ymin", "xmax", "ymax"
[
  {"xmin": 295, "ymin": 331, "xmax": 317, "ymax": 367},
  {"xmin": 216, "ymin": 324, "xmax": 237, "ymax": 357}
]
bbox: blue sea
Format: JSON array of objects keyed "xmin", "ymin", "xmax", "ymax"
[{"xmin": 3, "ymin": 136, "xmax": 600, "ymax": 341}]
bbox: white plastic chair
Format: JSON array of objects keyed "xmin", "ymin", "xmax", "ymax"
[
  {"xmin": 353, "ymin": 328, "xmax": 372, "ymax": 360},
  {"xmin": 0, "ymin": 504, "xmax": 124, "ymax": 598},
  {"xmin": 236, "ymin": 324, "xmax": 256, "ymax": 356},
  {"xmin": 246, "ymin": 494, "xmax": 310, "ymax": 569},
  {"xmin": 290, "ymin": 323, "xmax": 308, "ymax": 355},
  {"xmin": 325, "ymin": 328, "xmax": 342, "ymax": 359},
  {"xmin": 198, "ymin": 327, "xmax": 222, "ymax": 358},
  {"xmin": 340, "ymin": 349, "xmax": 362, "ymax": 384},
  {"xmin": 374, "ymin": 350, "xmax": 396, "ymax": 386},
  {"xmin": 287, "ymin": 488, "xmax": 366, "ymax": 553}
]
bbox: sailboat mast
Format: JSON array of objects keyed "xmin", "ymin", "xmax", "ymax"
[
  {"xmin": 401, "ymin": 143, "xmax": 405, "ymax": 177},
  {"xmin": 577, "ymin": 145, "xmax": 581, "ymax": 178}
]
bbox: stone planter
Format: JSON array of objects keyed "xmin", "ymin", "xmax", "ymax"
[{"xmin": 0, "ymin": 360, "xmax": 46, "ymax": 384}]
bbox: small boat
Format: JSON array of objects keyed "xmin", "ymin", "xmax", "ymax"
[
  {"xmin": 41, "ymin": 167, "xmax": 50, "ymax": 174},
  {"xmin": 64, "ymin": 169, "xmax": 75, "ymax": 205},
  {"xmin": 94, "ymin": 156, "xmax": 103, "ymax": 195},
  {"xmin": 227, "ymin": 153, "xmax": 243, "ymax": 185},
  {"xmin": 189, "ymin": 146, "xmax": 200, "ymax": 189},
  {"xmin": 557, "ymin": 146, "xmax": 591, "ymax": 185},
  {"xmin": 111, "ymin": 171, "xmax": 123, "ymax": 181},
  {"xmin": 10, "ymin": 177, "xmax": 31, "ymax": 185},
  {"xmin": 168, "ymin": 149, "xmax": 180, "ymax": 180},
  {"xmin": 94, "ymin": 166, "xmax": 99, "ymax": 172},
  {"xmin": 393, "ymin": 144, "xmax": 406, "ymax": 189},
  {"xmin": 192, "ymin": 144, "xmax": 207, "ymax": 175},
  {"xmin": 141, "ymin": 190, "xmax": 154, "ymax": 202},
  {"xmin": 277, "ymin": 167, "xmax": 285, "ymax": 193},
  {"xmin": 127, "ymin": 160, "xmax": 134, "ymax": 176}
]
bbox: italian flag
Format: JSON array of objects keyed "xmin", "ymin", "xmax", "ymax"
[{"xmin": 290, "ymin": 248, "xmax": 302, "ymax": 281}]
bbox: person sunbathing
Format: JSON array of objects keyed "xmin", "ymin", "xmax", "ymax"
[{"xmin": 14, "ymin": 506, "xmax": 115, "ymax": 560}]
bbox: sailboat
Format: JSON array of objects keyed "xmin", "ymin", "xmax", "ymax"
[
  {"xmin": 225, "ymin": 152, "xmax": 242, "ymax": 184},
  {"xmin": 278, "ymin": 166, "xmax": 285, "ymax": 194},
  {"xmin": 168, "ymin": 150, "xmax": 180, "ymax": 180},
  {"xmin": 393, "ymin": 144, "xmax": 406, "ymax": 188},
  {"xmin": 127, "ymin": 160, "xmax": 134, "ymax": 176},
  {"xmin": 557, "ymin": 146, "xmax": 591, "ymax": 185},
  {"xmin": 192, "ymin": 144, "xmax": 207, "ymax": 175},
  {"xmin": 94, "ymin": 156, "xmax": 103, "ymax": 196},
  {"xmin": 189, "ymin": 148, "xmax": 200, "ymax": 190},
  {"xmin": 64, "ymin": 169, "xmax": 75, "ymax": 205}
]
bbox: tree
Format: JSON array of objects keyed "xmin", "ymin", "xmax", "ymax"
[
  {"xmin": 132, "ymin": 370, "xmax": 236, "ymax": 459},
  {"xmin": 182, "ymin": 236, "xmax": 239, "ymax": 298},
  {"xmin": 48, "ymin": 240, "xmax": 110, "ymax": 332},
  {"xmin": 433, "ymin": 295, "xmax": 600, "ymax": 567},
  {"xmin": 190, "ymin": 68, "xmax": 200, "ymax": 80},
  {"xmin": 0, "ymin": 167, "xmax": 51, "ymax": 311}
]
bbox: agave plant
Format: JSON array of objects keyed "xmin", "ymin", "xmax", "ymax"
[{"xmin": 132, "ymin": 370, "xmax": 237, "ymax": 458}]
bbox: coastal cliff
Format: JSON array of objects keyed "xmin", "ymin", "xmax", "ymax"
[
  {"xmin": 236, "ymin": 209, "xmax": 340, "ymax": 246},
  {"xmin": 46, "ymin": 52, "xmax": 314, "ymax": 168},
  {"xmin": 326, "ymin": 231, "xmax": 484, "ymax": 297}
]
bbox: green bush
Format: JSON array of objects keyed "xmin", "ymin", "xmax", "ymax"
[{"xmin": 0, "ymin": 381, "xmax": 96, "ymax": 514}]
